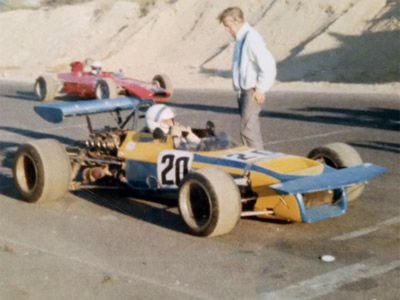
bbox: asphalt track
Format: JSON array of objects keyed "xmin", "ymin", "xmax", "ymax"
[{"xmin": 0, "ymin": 80, "xmax": 399, "ymax": 299}]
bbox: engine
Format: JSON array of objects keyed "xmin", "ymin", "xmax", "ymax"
[
  {"xmin": 70, "ymin": 128, "xmax": 127, "ymax": 186},
  {"xmin": 84, "ymin": 128, "xmax": 125, "ymax": 155}
]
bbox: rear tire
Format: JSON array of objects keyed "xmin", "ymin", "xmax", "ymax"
[
  {"xmin": 308, "ymin": 143, "xmax": 364, "ymax": 201},
  {"xmin": 13, "ymin": 139, "xmax": 72, "ymax": 203},
  {"xmin": 178, "ymin": 168, "xmax": 241, "ymax": 237},
  {"xmin": 95, "ymin": 78, "xmax": 118, "ymax": 99},
  {"xmin": 34, "ymin": 75, "xmax": 58, "ymax": 102},
  {"xmin": 152, "ymin": 74, "xmax": 173, "ymax": 97}
]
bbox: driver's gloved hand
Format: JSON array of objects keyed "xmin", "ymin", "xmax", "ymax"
[{"xmin": 171, "ymin": 123, "xmax": 190, "ymax": 137}]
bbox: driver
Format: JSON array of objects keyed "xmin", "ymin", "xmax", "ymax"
[
  {"xmin": 145, "ymin": 104, "xmax": 201, "ymax": 149},
  {"xmin": 91, "ymin": 60, "xmax": 102, "ymax": 75}
]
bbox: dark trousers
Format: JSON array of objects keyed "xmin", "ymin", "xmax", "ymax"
[{"xmin": 237, "ymin": 89, "xmax": 264, "ymax": 151}]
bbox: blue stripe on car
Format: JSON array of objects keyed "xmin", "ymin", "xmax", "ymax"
[{"xmin": 192, "ymin": 154, "xmax": 303, "ymax": 182}]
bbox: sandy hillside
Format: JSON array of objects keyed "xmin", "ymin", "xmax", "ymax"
[{"xmin": 0, "ymin": 0, "xmax": 399, "ymax": 91}]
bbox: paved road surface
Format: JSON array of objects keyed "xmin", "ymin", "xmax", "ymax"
[{"xmin": 0, "ymin": 81, "xmax": 399, "ymax": 299}]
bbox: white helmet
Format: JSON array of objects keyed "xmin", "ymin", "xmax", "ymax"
[
  {"xmin": 145, "ymin": 104, "xmax": 175, "ymax": 134},
  {"xmin": 91, "ymin": 60, "xmax": 102, "ymax": 75}
]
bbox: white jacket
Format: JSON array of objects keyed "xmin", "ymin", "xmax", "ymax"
[{"xmin": 232, "ymin": 23, "xmax": 276, "ymax": 93}]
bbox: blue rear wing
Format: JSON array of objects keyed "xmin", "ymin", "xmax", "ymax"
[
  {"xmin": 270, "ymin": 163, "xmax": 386, "ymax": 195},
  {"xmin": 34, "ymin": 97, "xmax": 154, "ymax": 123}
]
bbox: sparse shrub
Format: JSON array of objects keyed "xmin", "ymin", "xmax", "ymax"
[{"xmin": 325, "ymin": 5, "xmax": 335, "ymax": 15}]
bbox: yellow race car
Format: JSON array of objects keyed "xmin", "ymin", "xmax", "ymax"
[{"xmin": 13, "ymin": 97, "xmax": 385, "ymax": 237}]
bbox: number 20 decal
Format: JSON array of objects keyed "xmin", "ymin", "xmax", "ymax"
[{"xmin": 157, "ymin": 151, "xmax": 194, "ymax": 187}]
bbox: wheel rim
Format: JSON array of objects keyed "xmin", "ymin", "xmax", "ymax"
[
  {"xmin": 181, "ymin": 181, "xmax": 212, "ymax": 230},
  {"xmin": 152, "ymin": 80, "xmax": 161, "ymax": 88},
  {"xmin": 15, "ymin": 153, "xmax": 38, "ymax": 193}
]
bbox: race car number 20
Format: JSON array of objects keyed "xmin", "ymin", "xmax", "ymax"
[{"xmin": 157, "ymin": 151, "xmax": 194, "ymax": 187}]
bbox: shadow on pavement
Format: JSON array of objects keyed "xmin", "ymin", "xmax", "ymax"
[
  {"xmin": 349, "ymin": 141, "xmax": 400, "ymax": 154},
  {"xmin": 170, "ymin": 101, "xmax": 400, "ymax": 132},
  {"xmin": 1, "ymin": 91, "xmax": 36, "ymax": 101},
  {"xmin": 74, "ymin": 187, "xmax": 189, "ymax": 235},
  {"xmin": 0, "ymin": 174, "xmax": 21, "ymax": 201},
  {"xmin": 263, "ymin": 106, "xmax": 400, "ymax": 132},
  {"xmin": 2, "ymin": 91, "xmax": 82, "ymax": 102},
  {"xmin": 0, "ymin": 127, "xmax": 76, "ymax": 145}
]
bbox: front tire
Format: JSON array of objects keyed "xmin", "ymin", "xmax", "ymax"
[
  {"xmin": 178, "ymin": 168, "xmax": 241, "ymax": 237},
  {"xmin": 308, "ymin": 143, "xmax": 364, "ymax": 201},
  {"xmin": 34, "ymin": 75, "xmax": 58, "ymax": 102},
  {"xmin": 13, "ymin": 139, "xmax": 72, "ymax": 203},
  {"xmin": 95, "ymin": 78, "xmax": 118, "ymax": 99}
]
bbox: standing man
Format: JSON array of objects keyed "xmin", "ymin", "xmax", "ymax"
[{"xmin": 218, "ymin": 7, "xmax": 276, "ymax": 151}]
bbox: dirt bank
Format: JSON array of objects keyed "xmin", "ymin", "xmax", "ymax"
[{"xmin": 0, "ymin": 0, "xmax": 399, "ymax": 91}]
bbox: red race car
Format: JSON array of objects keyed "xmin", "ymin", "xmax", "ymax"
[{"xmin": 34, "ymin": 59, "xmax": 173, "ymax": 102}]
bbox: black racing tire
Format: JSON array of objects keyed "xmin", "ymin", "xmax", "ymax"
[
  {"xmin": 95, "ymin": 78, "xmax": 118, "ymax": 99},
  {"xmin": 178, "ymin": 168, "xmax": 241, "ymax": 237},
  {"xmin": 34, "ymin": 75, "xmax": 58, "ymax": 102},
  {"xmin": 308, "ymin": 142, "xmax": 364, "ymax": 202},
  {"xmin": 152, "ymin": 74, "xmax": 173, "ymax": 97},
  {"xmin": 13, "ymin": 139, "xmax": 72, "ymax": 203}
]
